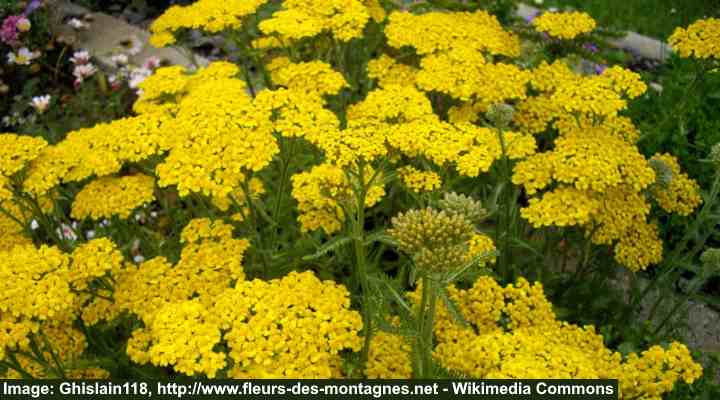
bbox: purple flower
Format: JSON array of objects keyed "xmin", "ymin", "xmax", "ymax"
[
  {"xmin": 1, "ymin": 15, "xmax": 22, "ymax": 46},
  {"xmin": 594, "ymin": 64, "xmax": 607, "ymax": 75},
  {"xmin": 23, "ymin": 0, "xmax": 42, "ymax": 16},
  {"xmin": 524, "ymin": 11, "xmax": 540, "ymax": 24},
  {"xmin": 583, "ymin": 42, "xmax": 600, "ymax": 54}
]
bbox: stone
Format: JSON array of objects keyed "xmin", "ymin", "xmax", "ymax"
[{"xmin": 49, "ymin": 1, "xmax": 208, "ymax": 70}]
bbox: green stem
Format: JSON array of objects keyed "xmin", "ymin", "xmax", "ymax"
[
  {"xmin": 416, "ymin": 276, "xmax": 438, "ymax": 379},
  {"xmin": 495, "ymin": 127, "xmax": 515, "ymax": 281},
  {"xmin": 629, "ymin": 170, "xmax": 720, "ymax": 316},
  {"xmin": 239, "ymin": 178, "xmax": 271, "ymax": 277},
  {"xmin": 269, "ymin": 137, "xmax": 297, "ymax": 250},
  {"xmin": 347, "ymin": 163, "xmax": 373, "ymax": 371}
]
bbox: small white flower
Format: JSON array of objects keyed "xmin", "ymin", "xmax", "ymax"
[
  {"xmin": 100, "ymin": 219, "xmax": 110, "ymax": 227},
  {"xmin": 150, "ymin": 211, "xmax": 158, "ymax": 218},
  {"xmin": 7, "ymin": 47, "xmax": 40, "ymax": 65},
  {"xmin": 56, "ymin": 223, "xmax": 78, "ymax": 241},
  {"xmin": 29, "ymin": 95, "xmax": 51, "ymax": 113},
  {"xmin": 67, "ymin": 18, "xmax": 89, "ymax": 30},
  {"xmin": 70, "ymin": 50, "xmax": 91, "ymax": 65},
  {"xmin": 73, "ymin": 63, "xmax": 97, "ymax": 81},
  {"xmin": 133, "ymin": 254, "xmax": 145, "ymax": 263},
  {"xmin": 30, "ymin": 219, "xmax": 39, "ymax": 230},
  {"xmin": 120, "ymin": 36, "xmax": 143, "ymax": 56},
  {"xmin": 128, "ymin": 67, "xmax": 153, "ymax": 90},
  {"xmin": 143, "ymin": 56, "xmax": 161, "ymax": 70},
  {"xmin": 85, "ymin": 230, "xmax": 96, "ymax": 240},
  {"xmin": 110, "ymin": 53, "xmax": 129, "ymax": 67}
]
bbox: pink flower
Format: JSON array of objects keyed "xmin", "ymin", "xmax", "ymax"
[
  {"xmin": 73, "ymin": 63, "xmax": 97, "ymax": 85},
  {"xmin": 69, "ymin": 50, "xmax": 91, "ymax": 65},
  {"xmin": 1, "ymin": 15, "xmax": 23, "ymax": 46},
  {"xmin": 143, "ymin": 56, "xmax": 161, "ymax": 70}
]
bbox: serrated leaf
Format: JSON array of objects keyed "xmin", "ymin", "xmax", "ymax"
[
  {"xmin": 445, "ymin": 250, "xmax": 497, "ymax": 283},
  {"xmin": 365, "ymin": 231, "xmax": 398, "ymax": 247},
  {"xmin": 510, "ymin": 237, "xmax": 543, "ymax": 258},
  {"xmin": 302, "ymin": 236, "xmax": 352, "ymax": 261},
  {"xmin": 439, "ymin": 287, "xmax": 470, "ymax": 329},
  {"xmin": 368, "ymin": 273, "xmax": 413, "ymax": 314}
]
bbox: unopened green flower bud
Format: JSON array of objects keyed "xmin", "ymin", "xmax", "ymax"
[
  {"xmin": 486, "ymin": 103, "xmax": 515, "ymax": 129},
  {"xmin": 388, "ymin": 207, "xmax": 475, "ymax": 274},
  {"xmin": 710, "ymin": 143, "xmax": 720, "ymax": 168},
  {"xmin": 439, "ymin": 192, "xmax": 487, "ymax": 224},
  {"xmin": 700, "ymin": 248, "xmax": 720, "ymax": 270},
  {"xmin": 649, "ymin": 157, "xmax": 673, "ymax": 189}
]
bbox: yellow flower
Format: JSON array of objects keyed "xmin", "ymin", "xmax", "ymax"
[
  {"xmin": 68, "ymin": 238, "xmax": 124, "ymax": 290},
  {"xmin": 366, "ymin": 55, "xmax": 418, "ymax": 88},
  {"xmin": 521, "ymin": 186, "xmax": 600, "ymax": 228},
  {"xmin": 270, "ymin": 61, "xmax": 348, "ymax": 96},
  {"xmin": 213, "ymin": 271, "xmax": 363, "ymax": 378},
  {"xmin": 366, "ymin": 320, "xmax": 412, "ymax": 379},
  {"xmin": 649, "ymin": 154, "xmax": 702, "ymax": 216},
  {"xmin": 259, "ymin": 0, "xmax": 371, "ymax": 42},
  {"xmin": 533, "ymin": 11, "xmax": 597, "ymax": 40},
  {"xmin": 149, "ymin": 0, "xmax": 267, "ymax": 47},
  {"xmin": 669, "ymin": 18, "xmax": 720, "ymax": 59},
  {"xmin": 385, "ymin": 10, "xmax": 520, "ymax": 57},
  {"xmin": 397, "ymin": 166, "xmax": 441, "ymax": 193},
  {"xmin": 291, "ymin": 163, "xmax": 385, "ymax": 234},
  {"xmin": 71, "ymin": 174, "xmax": 156, "ymax": 220}
]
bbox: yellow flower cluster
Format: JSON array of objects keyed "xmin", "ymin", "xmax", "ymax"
[
  {"xmin": 134, "ymin": 62, "xmax": 241, "ymax": 115},
  {"xmin": 108, "ymin": 219, "xmax": 249, "ymax": 327},
  {"xmin": 1, "ymin": 322, "xmax": 92, "ymax": 378},
  {"xmin": 385, "ymin": 11, "xmax": 520, "ymax": 57},
  {"xmin": 0, "ymin": 200, "xmax": 33, "ymax": 251},
  {"xmin": 149, "ymin": 0, "xmax": 267, "ymax": 47},
  {"xmin": 67, "ymin": 238, "xmax": 124, "ymax": 291},
  {"xmin": 0, "ymin": 239, "xmax": 123, "ymax": 367},
  {"xmin": 214, "ymin": 271, "xmax": 362, "ymax": 378},
  {"xmin": 23, "ymin": 114, "xmax": 168, "ymax": 197},
  {"xmin": 384, "ymin": 10, "xmax": 523, "ymax": 107},
  {"xmin": 397, "ymin": 166, "xmax": 441, "ymax": 193},
  {"xmin": 253, "ymin": 87, "xmax": 340, "ymax": 140},
  {"xmin": 365, "ymin": 319, "xmax": 412, "ymax": 378},
  {"xmin": 650, "ymin": 154, "xmax": 703, "ymax": 216},
  {"xmin": 292, "ymin": 163, "xmax": 385, "ymax": 234},
  {"xmin": 515, "ymin": 62, "xmax": 647, "ymax": 129},
  {"xmin": 259, "ymin": 0, "xmax": 371, "ymax": 42},
  {"xmin": 129, "ymin": 270, "xmax": 362, "ymax": 378},
  {"xmin": 0, "ymin": 134, "xmax": 46, "ymax": 200},
  {"xmin": 510, "ymin": 61, "xmax": 697, "ymax": 271},
  {"xmin": 155, "ymin": 73, "xmax": 277, "ymax": 199},
  {"xmin": 347, "ymin": 84, "xmax": 435, "ymax": 126},
  {"xmin": 390, "ymin": 120, "xmax": 536, "ymax": 177},
  {"xmin": 416, "ymin": 46, "xmax": 531, "ymax": 105},
  {"xmin": 533, "ymin": 11, "xmax": 597, "ymax": 40},
  {"xmin": 147, "ymin": 300, "xmax": 226, "ymax": 378},
  {"xmin": 270, "ymin": 59, "xmax": 348, "ymax": 96},
  {"xmin": 71, "ymin": 174, "xmax": 156, "ymax": 220},
  {"xmin": 366, "ymin": 55, "xmax": 418, "ymax": 88},
  {"xmin": 400, "ymin": 276, "xmax": 703, "ymax": 396},
  {"xmin": 669, "ymin": 18, "xmax": 720, "ymax": 59},
  {"xmin": 521, "ymin": 187, "xmax": 600, "ymax": 228}
]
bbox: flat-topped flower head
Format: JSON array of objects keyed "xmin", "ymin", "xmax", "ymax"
[
  {"xmin": 533, "ymin": 11, "xmax": 597, "ymax": 40},
  {"xmin": 669, "ymin": 18, "xmax": 720, "ymax": 60}
]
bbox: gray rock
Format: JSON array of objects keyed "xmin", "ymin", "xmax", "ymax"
[{"xmin": 49, "ymin": 1, "xmax": 208, "ymax": 70}]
